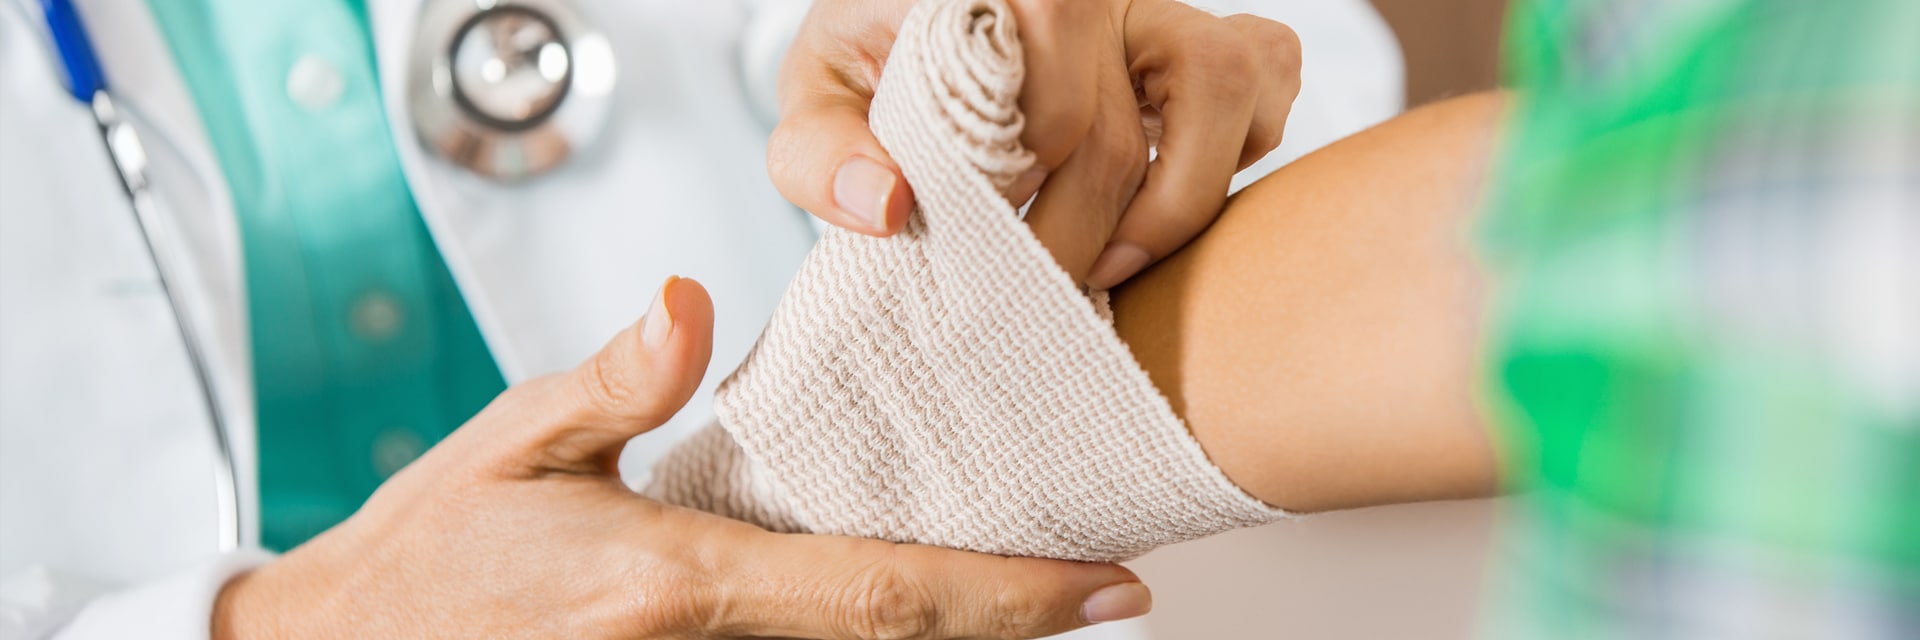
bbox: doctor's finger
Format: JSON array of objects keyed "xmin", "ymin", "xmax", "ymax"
[
  {"xmin": 1005, "ymin": 0, "xmax": 1107, "ymax": 185},
  {"xmin": 1222, "ymin": 14, "xmax": 1303, "ymax": 170},
  {"xmin": 1021, "ymin": 56, "xmax": 1148, "ymax": 284},
  {"xmin": 769, "ymin": 92, "xmax": 915, "ymax": 237},
  {"xmin": 1084, "ymin": 4, "xmax": 1262, "ymax": 291},
  {"xmin": 703, "ymin": 531, "xmax": 1150, "ymax": 639},
  {"xmin": 481, "ymin": 276, "xmax": 715, "ymax": 476}
]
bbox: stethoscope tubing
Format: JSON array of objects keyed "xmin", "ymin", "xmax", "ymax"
[
  {"xmin": 37, "ymin": 0, "xmax": 245, "ymax": 552},
  {"xmin": 28, "ymin": 0, "xmax": 776, "ymax": 552}
]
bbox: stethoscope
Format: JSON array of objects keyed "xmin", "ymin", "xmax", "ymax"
[
  {"xmin": 405, "ymin": 0, "xmax": 803, "ymax": 180},
  {"xmin": 32, "ymin": 0, "xmax": 639, "ymax": 549},
  {"xmin": 38, "ymin": 0, "xmax": 246, "ymax": 551},
  {"xmin": 407, "ymin": 0, "xmax": 615, "ymax": 181}
]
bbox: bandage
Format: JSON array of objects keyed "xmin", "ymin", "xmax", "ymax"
[{"xmin": 644, "ymin": 0, "xmax": 1286, "ymax": 562}]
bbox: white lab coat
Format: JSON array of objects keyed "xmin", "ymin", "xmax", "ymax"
[{"xmin": 0, "ymin": 0, "xmax": 1402, "ymax": 637}]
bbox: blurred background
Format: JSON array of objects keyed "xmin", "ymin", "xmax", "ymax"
[
  {"xmin": 1134, "ymin": 2, "xmax": 1507, "ymax": 637},
  {"xmin": 1368, "ymin": 0, "xmax": 1507, "ymax": 106}
]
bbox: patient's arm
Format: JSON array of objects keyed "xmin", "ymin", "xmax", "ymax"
[{"xmin": 1110, "ymin": 92, "xmax": 1507, "ymax": 513}]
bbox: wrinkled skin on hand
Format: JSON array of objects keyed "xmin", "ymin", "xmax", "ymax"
[{"xmin": 213, "ymin": 277, "xmax": 1149, "ymax": 640}]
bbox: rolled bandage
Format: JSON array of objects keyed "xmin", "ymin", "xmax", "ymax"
[{"xmin": 644, "ymin": 0, "xmax": 1286, "ymax": 562}]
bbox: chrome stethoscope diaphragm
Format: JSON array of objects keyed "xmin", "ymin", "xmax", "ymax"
[{"xmin": 409, "ymin": 0, "xmax": 614, "ymax": 181}]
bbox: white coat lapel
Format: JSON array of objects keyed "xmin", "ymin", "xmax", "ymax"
[
  {"xmin": 68, "ymin": 0, "xmax": 260, "ymax": 543},
  {"xmin": 368, "ymin": 0, "xmax": 817, "ymax": 472}
]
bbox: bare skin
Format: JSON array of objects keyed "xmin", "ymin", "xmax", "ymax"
[
  {"xmin": 773, "ymin": 0, "xmax": 1304, "ymax": 289},
  {"xmin": 1110, "ymin": 92, "xmax": 1508, "ymax": 514},
  {"xmin": 213, "ymin": 278, "xmax": 1149, "ymax": 640},
  {"xmin": 212, "ymin": 93, "xmax": 1504, "ymax": 637}
]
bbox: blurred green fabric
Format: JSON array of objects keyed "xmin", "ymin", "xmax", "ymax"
[
  {"xmin": 1483, "ymin": 0, "xmax": 1919, "ymax": 635},
  {"xmin": 148, "ymin": 0, "xmax": 505, "ymax": 551}
]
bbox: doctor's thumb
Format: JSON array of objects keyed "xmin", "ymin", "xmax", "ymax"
[
  {"xmin": 478, "ymin": 276, "xmax": 716, "ymax": 476},
  {"xmin": 768, "ymin": 99, "xmax": 915, "ymax": 237}
]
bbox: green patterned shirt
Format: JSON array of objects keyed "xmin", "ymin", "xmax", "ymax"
[{"xmin": 1482, "ymin": 0, "xmax": 1919, "ymax": 636}]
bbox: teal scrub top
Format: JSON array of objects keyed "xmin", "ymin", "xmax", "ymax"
[{"xmin": 147, "ymin": 0, "xmax": 506, "ymax": 551}]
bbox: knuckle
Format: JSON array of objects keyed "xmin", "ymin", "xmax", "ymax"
[
  {"xmin": 1233, "ymin": 15, "xmax": 1302, "ymax": 64},
  {"xmin": 1266, "ymin": 22, "xmax": 1304, "ymax": 67},
  {"xmin": 581, "ymin": 350, "xmax": 639, "ymax": 418},
  {"xmin": 1190, "ymin": 26, "xmax": 1260, "ymax": 78},
  {"xmin": 1179, "ymin": 42, "xmax": 1260, "ymax": 108},
  {"xmin": 621, "ymin": 545, "xmax": 712, "ymax": 635},
  {"xmin": 1247, "ymin": 119, "xmax": 1285, "ymax": 157},
  {"xmin": 989, "ymin": 585, "xmax": 1054, "ymax": 638},
  {"xmin": 840, "ymin": 558, "xmax": 939, "ymax": 640}
]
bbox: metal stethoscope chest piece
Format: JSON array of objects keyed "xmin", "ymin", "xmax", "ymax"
[{"xmin": 410, "ymin": 0, "xmax": 614, "ymax": 181}]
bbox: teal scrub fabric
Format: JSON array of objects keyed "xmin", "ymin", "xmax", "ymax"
[{"xmin": 147, "ymin": 0, "xmax": 506, "ymax": 551}]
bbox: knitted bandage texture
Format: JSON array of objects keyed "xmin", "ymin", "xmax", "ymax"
[{"xmin": 644, "ymin": 0, "xmax": 1286, "ymax": 562}]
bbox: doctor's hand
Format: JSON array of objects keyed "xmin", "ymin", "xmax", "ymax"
[
  {"xmin": 212, "ymin": 277, "xmax": 1148, "ymax": 639},
  {"xmin": 770, "ymin": 0, "xmax": 1302, "ymax": 289}
]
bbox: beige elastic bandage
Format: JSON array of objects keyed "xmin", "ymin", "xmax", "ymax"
[{"xmin": 643, "ymin": 0, "xmax": 1286, "ymax": 563}]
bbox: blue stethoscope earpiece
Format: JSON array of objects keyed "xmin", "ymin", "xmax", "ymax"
[{"xmin": 38, "ymin": 0, "xmax": 106, "ymax": 101}]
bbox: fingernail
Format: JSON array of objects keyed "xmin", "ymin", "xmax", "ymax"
[
  {"xmin": 1007, "ymin": 166, "xmax": 1048, "ymax": 208},
  {"xmin": 833, "ymin": 156, "xmax": 896, "ymax": 233},
  {"xmin": 1081, "ymin": 583, "xmax": 1152, "ymax": 624},
  {"xmin": 1085, "ymin": 243, "xmax": 1152, "ymax": 290},
  {"xmin": 642, "ymin": 276, "xmax": 678, "ymax": 351}
]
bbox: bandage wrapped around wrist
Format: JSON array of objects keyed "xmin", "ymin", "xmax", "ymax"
[{"xmin": 644, "ymin": 0, "xmax": 1286, "ymax": 562}]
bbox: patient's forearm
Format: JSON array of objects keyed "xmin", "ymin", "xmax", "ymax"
[{"xmin": 1111, "ymin": 92, "xmax": 1507, "ymax": 513}]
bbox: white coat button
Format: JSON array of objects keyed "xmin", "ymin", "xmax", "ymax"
[
  {"xmin": 349, "ymin": 290, "xmax": 405, "ymax": 342},
  {"xmin": 286, "ymin": 55, "xmax": 345, "ymax": 111},
  {"xmin": 372, "ymin": 429, "xmax": 427, "ymax": 478}
]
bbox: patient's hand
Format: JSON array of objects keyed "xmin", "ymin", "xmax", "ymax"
[{"xmin": 770, "ymin": 0, "xmax": 1303, "ymax": 289}]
